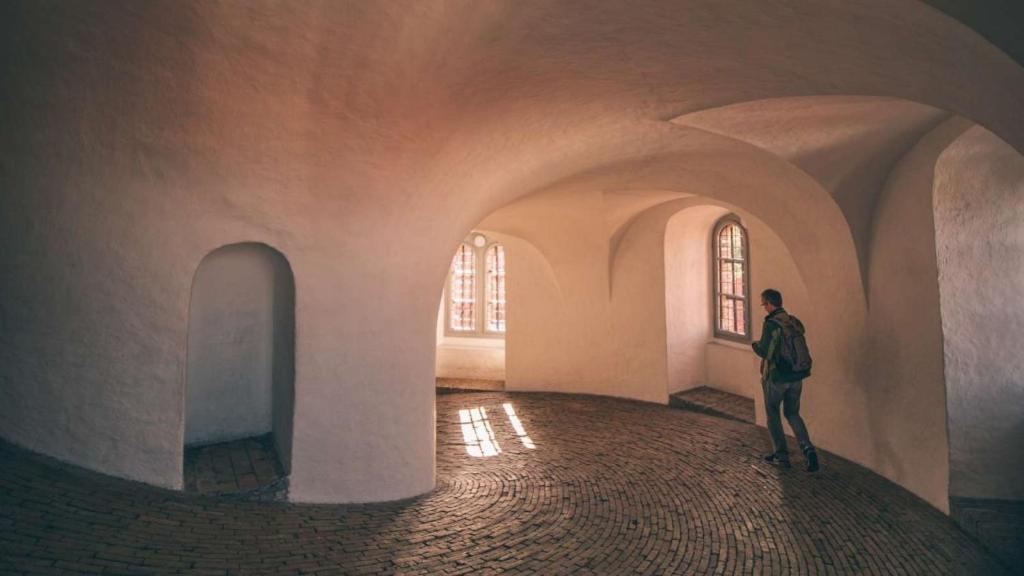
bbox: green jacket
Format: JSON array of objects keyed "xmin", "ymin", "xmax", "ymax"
[{"xmin": 751, "ymin": 308, "xmax": 810, "ymax": 383}]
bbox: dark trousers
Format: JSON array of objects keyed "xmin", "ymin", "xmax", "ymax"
[{"xmin": 763, "ymin": 379, "xmax": 815, "ymax": 458}]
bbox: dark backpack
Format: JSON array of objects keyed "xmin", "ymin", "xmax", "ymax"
[{"xmin": 769, "ymin": 313, "xmax": 812, "ymax": 374}]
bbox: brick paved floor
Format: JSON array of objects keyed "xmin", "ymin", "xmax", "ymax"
[
  {"xmin": 0, "ymin": 392, "xmax": 1010, "ymax": 575},
  {"xmin": 950, "ymin": 497, "xmax": 1024, "ymax": 571},
  {"xmin": 184, "ymin": 435, "xmax": 285, "ymax": 496},
  {"xmin": 670, "ymin": 386, "xmax": 756, "ymax": 424}
]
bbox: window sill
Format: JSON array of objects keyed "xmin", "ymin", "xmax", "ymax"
[
  {"xmin": 438, "ymin": 335, "xmax": 506, "ymax": 349},
  {"xmin": 707, "ymin": 339, "xmax": 754, "ymax": 353}
]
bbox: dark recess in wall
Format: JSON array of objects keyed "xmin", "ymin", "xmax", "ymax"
[{"xmin": 923, "ymin": 0, "xmax": 1024, "ymax": 66}]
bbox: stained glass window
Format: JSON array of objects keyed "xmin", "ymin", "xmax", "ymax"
[
  {"xmin": 714, "ymin": 218, "xmax": 749, "ymax": 338},
  {"xmin": 449, "ymin": 243, "xmax": 475, "ymax": 331},
  {"xmin": 486, "ymin": 244, "xmax": 507, "ymax": 333},
  {"xmin": 446, "ymin": 235, "xmax": 507, "ymax": 338}
]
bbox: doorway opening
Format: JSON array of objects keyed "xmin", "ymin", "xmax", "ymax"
[{"xmin": 436, "ymin": 231, "xmax": 507, "ymax": 392}]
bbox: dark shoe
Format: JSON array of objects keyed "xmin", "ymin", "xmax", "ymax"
[
  {"xmin": 805, "ymin": 451, "xmax": 819, "ymax": 472},
  {"xmin": 763, "ymin": 453, "xmax": 791, "ymax": 468}
]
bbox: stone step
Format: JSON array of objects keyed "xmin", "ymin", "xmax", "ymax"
[{"xmin": 669, "ymin": 386, "xmax": 755, "ymax": 424}]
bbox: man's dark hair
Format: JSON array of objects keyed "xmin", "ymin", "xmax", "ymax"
[{"xmin": 761, "ymin": 288, "xmax": 783, "ymax": 307}]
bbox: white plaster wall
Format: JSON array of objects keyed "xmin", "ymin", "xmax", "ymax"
[
  {"xmin": 435, "ymin": 342, "xmax": 505, "ymax": 381},
  {"xmin": 435, "ymin": 306, "xmax": 506, "ymax": 382},
  {"xmin": 664, "ymin": 207, "xmax": 723, "ymax": 394},
  {"xmin": 674, "ymin": 97, "xmax": 949, "ymax": 289},
  {"xmin": 484, "ymin": 189, "xmax": 677, "ymax": 404},
  {"xmin": 488, "ymin": 189, "xmax": 620, "ymax": 395},
  {"xmin": 862, "ymin": 117, "xmax": 971, "ymax": 512},
  {"xmin": 501, "ymin": 236, "xmax": 567, "ymax": 394},
  {"xmin": 934, "ymin": 127, "xmax": 1024, "ymax": 501},
  {"xmin": 186, "ymin": 244, "xmax": 275, "ymax": 445},
  {"xmin": 705, "ymin": 343, "xmax": 760, "ymax": 399}
]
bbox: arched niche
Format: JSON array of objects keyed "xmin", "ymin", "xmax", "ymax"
[{"xmin": 184, "ymin": 242, "xmax": 296, "ymax": 474}]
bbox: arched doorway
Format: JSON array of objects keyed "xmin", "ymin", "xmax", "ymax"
[
  {"xmin": 436, "ymin": 231, "xmax": 508, "ymax": 391},
  {"xmin": 184, "ymin": 243, "xmax": 295, "ymax": 494}
]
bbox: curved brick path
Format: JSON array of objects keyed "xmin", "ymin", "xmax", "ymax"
[{"xmin": 0, "ymin": 392, "xmax": 1007, "ymax": 575}]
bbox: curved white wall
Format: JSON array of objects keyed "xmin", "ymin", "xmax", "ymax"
[
  {"xmin": 935, "ymin": 127, "xmax": 1024, "ymax": 502},
  {"xmin": 484, "ymin": 188, "xmax": 671, "ymax": 401},
  {"xmin": 435, "ymin": 335, "xmax": 505, "ymax": 382},
  {"xmin": 665, "ymin": 206, "xmax": 723, "ymax": 394},
  {"xmin": 862, "ymin": 117, "xmax": 972, "ymax": 512}
]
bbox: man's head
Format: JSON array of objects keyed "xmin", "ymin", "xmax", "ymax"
[{"xmin": 760, "ymin": 288, "xmax": 783, "ymax": 313}]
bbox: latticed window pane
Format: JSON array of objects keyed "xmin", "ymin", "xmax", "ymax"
[
  {"xmin": 720, "ymin": 262, "xmax": 733, "ymax": 294},
  {"xmin": 449, "ymin": 244, "xmax": 475, "ymax": 331},
  {"xmin": 714, "ymin": 221, "xmax": 748, "ymax": 337},
  {"xmin": 719, "ymin": 227, "xmax": 734, "ymax": 259},
  {"xmin": 486, "ymin": 244, "xmax": 507, "ymax": 333},
  {"xmin": 720, "ymin": 295, "xmax": 735, "ymax": 332},
  {"xmin": 731, "ymin": 226, "xmax": 743, "ymax": 258}
]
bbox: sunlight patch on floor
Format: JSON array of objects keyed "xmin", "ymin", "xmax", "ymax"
[
  {"xmin": 503, "ymin": 403, "xmax": 535, "ymax": 449},
  {"xmin": 459, "ymin": 407, "xmax": 501, "ymax": 457}
]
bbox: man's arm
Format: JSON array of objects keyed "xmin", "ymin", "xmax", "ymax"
[{"xmin": 751, "ymin": 320, "xmax": 775, "ymax": 358}]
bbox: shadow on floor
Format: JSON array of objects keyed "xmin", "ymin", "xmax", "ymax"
[
  {"xmin": 951, "ymin": 496, "xmax": 1024, "ymax": 573},
  {"xmin": 670, "ymin": 385, "xmax": 755, "ymax": 424},
  {"xmin": 184, "ymin": 434, "xmax": 286, "ymax": 498}
]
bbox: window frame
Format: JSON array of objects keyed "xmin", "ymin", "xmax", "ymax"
[
  {"xmin": 445, "ymin": 241, "xmax": 478, "ymax": 335},
  {"xmin": 444, "ymin": 234, "xmax": 507, "ymax": 339},
  {"xmin": 482, "ymin": 241, "xmax": 507, "ymax": 335},
  {"xmin": 711, "ymin": 215, "xmax": 751, "ymax": 342}
]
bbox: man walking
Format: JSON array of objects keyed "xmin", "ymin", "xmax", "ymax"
[{"xmin": 752, "ymin": 288, "xmax": 819, "ymax": 472}]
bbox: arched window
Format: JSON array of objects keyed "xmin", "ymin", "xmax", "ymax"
[
  {"xmin": 449, "ymin": 243, "xmax": 476, "ymax": 332},
  {"xmin": 713, "ymin": 216, "xmax": 750, "ymax": 340},
  {"xmin": 446, "ymin": 234, "xmax": 507, "ymax": 337},
  {"xmin": 485, "ymin": 244, "xmax": 507, "ymax": 333}
]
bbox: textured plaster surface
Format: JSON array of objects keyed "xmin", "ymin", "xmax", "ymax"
[
  {"xmin": 935, "ymin": 127, "xmax": 1024, "ymax": 501},
  {"xmin": 664, "ymin": 206, "xmax": 723, "ymax": 394},
  {"xmin": 186, "ymin": 244, "xmax": 276, "ymax": 446},
  {"xmin": 435, "ymin": 344, "xmax": 505, "ymax": 382},
  {"xmin": 481, "ymin": 188, "xmax": 673, "ymax": 403},
  {"xmin": 1, "ymin": 0, "xmax": 1022, "ymax": 504},
  {"xmin": 674, "ymin": 97, "xmax": 950, "ymax": 289},
  {"xmin": 863, "ymin": 117, "xmax": 972, "ymax": 512}
]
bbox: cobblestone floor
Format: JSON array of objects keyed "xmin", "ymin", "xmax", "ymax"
[
  {"xmin": 670, "ymin": 386, "xmax": 756, "ymax": 424},
  {"xmin": 0, "ymin": 392, "xmax": 1009, "ymax": 575}
]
